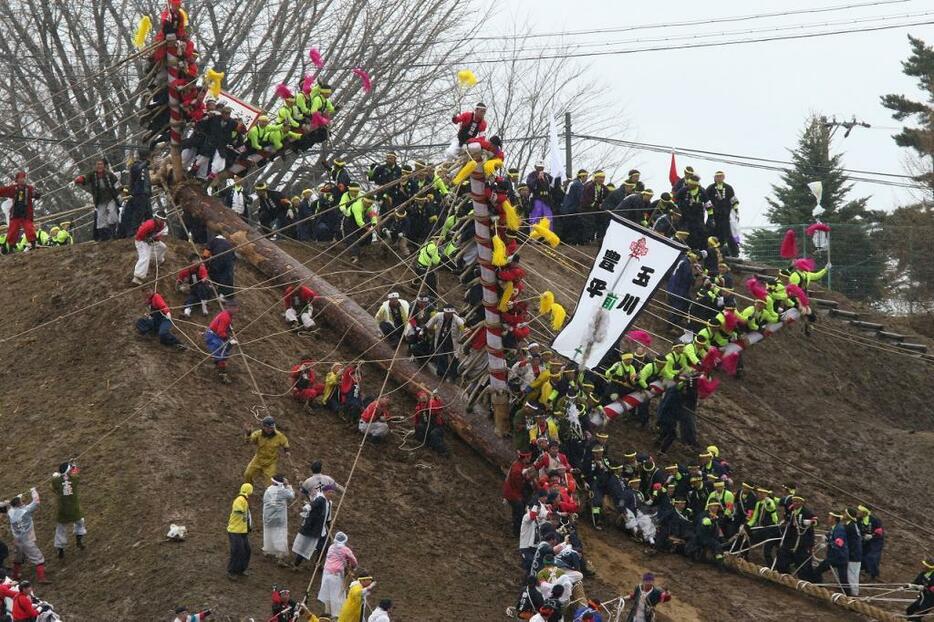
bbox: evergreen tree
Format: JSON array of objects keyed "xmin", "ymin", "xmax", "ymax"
[
  {"xmin": 880, "ymin": 35, "xmax": 934, "ymax": 196},
  {"xmin": 745, "ymin": 115, "xmax": 883, "ymax": 300}
]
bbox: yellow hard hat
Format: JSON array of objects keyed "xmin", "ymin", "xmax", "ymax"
[
  {"xmin": 50, "ymin": 226, "xmax": 61, "ymax": 235},
  {"xmin": 60, "ymin": 221, "xmax": 72, "ymax": 230}
]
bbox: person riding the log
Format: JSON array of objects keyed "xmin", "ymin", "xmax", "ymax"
[
  {"xmin": 283, "ymin": 284, "xmax": 317, "ymax": 331},
  {"xmin": 452, "ymin": 102, "xmax": 487, "ymax": 147},
  {"xmin": 375, "ymin": 292, "xmax": 410, "ymax": 345},
  {"xmin": 603, "ymin": 352, "xmax": 638, "ymax": 401}
]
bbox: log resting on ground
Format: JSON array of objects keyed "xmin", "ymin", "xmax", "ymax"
[{"xmin": 173, "ymin": 181, "xmax": 514, "ymax": 469}]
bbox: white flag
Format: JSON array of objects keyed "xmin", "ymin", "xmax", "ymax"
[
  {"xmin": 552, "ymin": 217, "xmax": 685, "ymax": 369},
  {"xmin": 547, "ymin": 107, "xmax": 563, "ymax": 182}
]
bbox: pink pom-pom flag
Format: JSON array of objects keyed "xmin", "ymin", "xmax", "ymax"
[
  {"xmin": 793, "ymin": 257, "xmax": 816, "ymax": 272},
  {"xmin": 786, "ymin": 284, "xmax": 810, "ymax": 308},
  {"xmin": 301, "ymin": 75, "xmax": 315, "ymax": 94},
  {"xmin": 352, "ymin": 67, "xmax": 372, "ymax": 93},
  {"xmin": 626, "ymin": 330, "xmax": 653, "ymax": 348},
  {"xmin": 275, "ymin": 83, "xmax": 293, "ymax": 99},
  {"xmin": 721, "ymin": 352, "xmax": 740, "ymax": 377},
  {"xmin": 310, "ymin": 112, "xmax": 331, "ymax": 129},
  {"xmin": 805, "ymin": 222, "xmax": 831, "ymax": 236},
  {"xmin": 745, "ymin": 277, "xmax": 768, "ymax": 301},
  {"xmin": 700, "ymin": 348, "xmax": 721, "ymax": 374},
  {"xmin": 309, "ymin": 47, "xmax": 324, "ymax": 69},
  {"xmin": 780, "ymin": 228, "xmax": 798, "ymax": 259},
  {"xmin": 697, "ymin": 375, "xmax": 720, "ymax": 399}
]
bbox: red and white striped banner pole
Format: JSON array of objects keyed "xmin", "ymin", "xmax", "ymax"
[{"xmin": 165, "ymin": 32, "xmax": 184, "ymax": 181}]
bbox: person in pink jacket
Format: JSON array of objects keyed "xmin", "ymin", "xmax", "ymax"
[{"xmin": 317, "ymin": 531, "xmax": 358, "ymax": 616}]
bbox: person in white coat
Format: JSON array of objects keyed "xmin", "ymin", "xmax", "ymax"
[
  {"xmin": 317, "ymin": 531, "xmax": 358, "ymax": 616},
  {"xmin": 425, "ymin": 306, "xmax": 465, "ymax": 378},
  {"xmin": 368, "ymin": 599, "xmax": 393, "ymax": 622},
  {"xmin": 261, "ymin": 475, "xmax": 295, "ymax": 561}
]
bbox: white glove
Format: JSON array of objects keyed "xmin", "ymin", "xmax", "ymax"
[
  {"xmin": 826, "ymin": 262, "xmax": 833, "ymax": 269},
  {"xmin": 700, "ymin": 250, "xmax": 708, "ymax": 259},
  {"xmin": 716, "ymin": 296, "xmax": 724, "ymax": 306},
  {"xmin": 229, "ymin": 338, "xmax": 239, "ymax": 346},
  {"xmin": 802, "ymin": 519, "xmax": 813, "ymax": 527},
  {"xmin": 287, "ymin": 209, "xmax": 296, "ymax": 220}
]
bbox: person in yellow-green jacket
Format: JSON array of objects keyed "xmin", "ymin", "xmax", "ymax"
[
  {"xmin": 49, "ymin": 225, "xmax": 74, "ymax": 246},
  {"xmin": 740, "ymin": 298, "xmax": 779, "ymax": 332},
  {"xmin": 338, "ymin": 572, "xmax": 376, "ymax": 622},
  {"xmin": 413, "ymin": 237, "xmax": 441, "ymax": 297},
  {"xmin": 339, "ymin": 183, "xmax": 377, "ymax": 263},
  {"xmin": 604, "ymin": 351, "xmax": 638, "ymax": 400},
  {"xmin": 227, "ymin": 482, "xmax": 253, "ymax": 579}
]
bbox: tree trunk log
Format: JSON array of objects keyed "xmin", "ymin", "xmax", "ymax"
[{"xmin": 173, "ymin": 181, "xmax": 515, "ymax": 469}]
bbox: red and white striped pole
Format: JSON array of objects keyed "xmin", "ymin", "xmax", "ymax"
[
  {"xmin": 165, "ymin": 32, "xmax": 184, "ymax": 180},
  {"xmin": 468, "ymin": 162, "xmax": 510, "ymax": 436}
]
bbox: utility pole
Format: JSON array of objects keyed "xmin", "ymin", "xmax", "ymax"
[{"xmin": 564, "ymin": 111, "xmax": 572, "ymax": 179}]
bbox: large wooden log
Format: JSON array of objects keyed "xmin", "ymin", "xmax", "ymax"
[{"xmin": 172, "ymin": 181, "xmax": 515, "ymax": 469}]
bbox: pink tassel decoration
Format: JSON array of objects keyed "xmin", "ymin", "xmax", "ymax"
[
  {"xmin": 779, "ymin": 228, "xmax": 798, "ymax": 259},
  {"xmin": 700, "ymin": 348, "xmax": 722, "ymax": 374},
  {"xmin": 309, "ymin": 47, "xmax": 324, "ymax": 69},
  {"xmin": 745, "ymin": 277, "xmax": 768, "ymax": 301},
  {"xmin": 626, "ymin": 330, "xmax": 653, "ymax": 348},
  {"xmin": 301, "ymin": 75, "xmax": 315, "ymax": 94},
  {"xmin": 275, "ymin": 83, "xmax": 293, "ymax": 99},
  {"xmin": 786, "ymin": 284, "xmax": 810, "ymax": 308},
  {"xmin": 723, "ymin": 309, "xmax": 742, "ymax": 333},
  {"xmin": 793, "ymin": 257, "xmax": 816, "ymax": 272},
  {"xmin": 721, "ymin": 353, "xmax": 740, "ymax": 376},
  {"xmin": 805, "ymin": 222, "xmax": 831, "ymax": 236},
  {"xmin": 697, "ymin": 375, "xmax": 720, "ymax": 399},
  {"xmin": 352, "ymin": 67, "xmax": 372, "ymax": 93},
  {"xmin": 310, "ymin": 112, "xmax": 331, "ymax": 129}
]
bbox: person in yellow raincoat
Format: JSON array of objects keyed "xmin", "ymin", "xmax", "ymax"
[
  {"xmin": 243, "ymin": 416, "xmax": 290, "ymax": 485},
  {"xmin": 338, "ymin": 572, "xmax": 376, "ymax": 622}
]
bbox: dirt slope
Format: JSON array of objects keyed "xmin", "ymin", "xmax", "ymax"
[
  {"xmin": 1, "ymin": 236, "xmax": 931, "ymax": 621},
  {"xmin": 0, "ymin": 240, "xmax": 519, "ymax": 621},
  {"xmin": 282, "ymin": 236, "xmax": 934, "ymax": 620}
]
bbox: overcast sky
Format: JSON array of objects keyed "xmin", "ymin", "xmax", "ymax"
[{"xmin": 488, "ymin": 0, "xmax": 932, "ymax": 228}]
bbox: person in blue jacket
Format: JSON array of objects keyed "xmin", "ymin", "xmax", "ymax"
[
  {"xmin": 666, "ymin": 253, "xmax": 694, "ymax": 327},
  {"xmin": 813, "ymin": 510, "xmax": 850, "ymax": 594}
]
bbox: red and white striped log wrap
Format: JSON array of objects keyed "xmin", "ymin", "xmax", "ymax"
[
  {"xmin": 469, "ymin": 169, "xmax": 508, "ymax": 393},
  {"xmin": 602, "ymin": 308, "xmax": 800, "ymax": 421}
]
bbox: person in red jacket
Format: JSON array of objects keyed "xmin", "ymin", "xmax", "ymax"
[
  {"xmin": 136, "ymin": 290, "xmax": 184, "ymax": 349},
  {"xmin": 132, "ymin": 211, "xmax": 168, "ymax": 284},
  {"xmin": 0, "ymin": 171, "xmax": 41, "ymax": 252},
  {"xmin": 412, "ymin": 390, "xmax": 447, "ymax": 456},
  {"xmin": 177, "ymin": 253, "xmax": 211, "ymax": 317},
  {"xmin": 11, "ymin": 580, "xmax": 44, "ymax": 621},
  {"xmin": 283, "ymin": 284, "xmax": 317, "ymax": 331},
  {"xmin": 503, "ymin": 451, "xmax": 534, "ymax": 536},
  {"xmin": 289, "ymin": 359, "xmax": 324, "ymax": 405},
  {"xmin": 205, "ymin": 301, "xmax": 238, "ymax": 383},
  {"xmin": 445, "ymin": 103, "xmax": 487, "ymax": 157},
  {"xmin": 359, "ymin": 396, "xmax": 391, "ymax": 440}
]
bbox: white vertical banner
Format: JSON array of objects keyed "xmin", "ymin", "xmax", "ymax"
[
  {"xmin": 546, "ymin": 106, "xmax": 563, "ymax": 183},
  {"xmin": 552, "ymin": 216, "xmax": 685, "ymax": 369}
]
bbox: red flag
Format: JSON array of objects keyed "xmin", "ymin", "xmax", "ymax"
[{"xmin": 668, "ymin": 152, "xmax": 679, "ymax": 187}]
